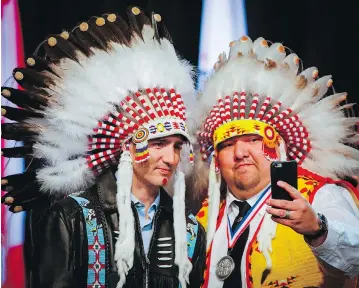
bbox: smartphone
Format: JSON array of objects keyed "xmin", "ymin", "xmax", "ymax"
[{"xmin": 270, "ymin": 161, "xmax": 298, "ymax": 201}]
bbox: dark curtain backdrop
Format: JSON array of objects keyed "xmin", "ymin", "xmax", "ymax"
[
  {"xmin": 246, "ymin": 0, "xmax": 359, "ymax": 112},
  {"xmin": 18, "ymin": 0, "xmax": 359, "ymax": 106},
  {"xmin": 17, "ymin": 0, "xmax": 203, "ymax": 74}
]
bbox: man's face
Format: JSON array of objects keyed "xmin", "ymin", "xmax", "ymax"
[
  {"xmin": 216, "ymin": 134, "xmax": 273, "ymax": 195},
  {"xmin": 130, "ymin": 135, "xmax": 185, "ymax": 188}
]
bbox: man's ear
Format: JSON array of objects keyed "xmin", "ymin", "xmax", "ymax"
[{"xmin": 213, "ymin": 149, "xmax": 220, "ymax": 164}]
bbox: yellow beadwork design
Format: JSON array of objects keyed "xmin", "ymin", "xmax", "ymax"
[
  {"xmin": 249, "ymin": 175, "xmax": 323, "ymax": 287},
  {"xmin": 213, "ymin": 119, "xmax": 280, "ymax": 149},
  {"xmin": 156, "ymin": 123, "xmax": 165, "ymax": 132}
]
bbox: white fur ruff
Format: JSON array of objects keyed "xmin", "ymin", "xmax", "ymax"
[
  {"xmin": 256, "ymin": 213, "xmax": 278, "ymax": 270},
  {"xmin": 173, "ymin": 170, "xmax": 192, "ymax": 287},
  {"xmin": 206, "ymin": 158, "xmax": 221, "ymax": 250},
  {"xmin": 36, "ymin": 157, "xmax": 95, "ymax": 194},
  {"xmin": 114, "ymin": 151, "xmax": 135, "ymax": 288}
]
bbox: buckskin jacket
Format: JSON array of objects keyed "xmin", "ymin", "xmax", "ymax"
[{"xmin": 26, "ymin": 170, "xmax": 206, "ymax": 288}]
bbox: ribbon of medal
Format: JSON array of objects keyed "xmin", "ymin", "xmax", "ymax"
[{"xmin": 215, "ymin": 185, "xmax": 271, "ymax": 281}]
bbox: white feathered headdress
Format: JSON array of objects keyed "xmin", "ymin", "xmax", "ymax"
[
  {"xmin": 195, "ymin": 35, "xmax": 359, "ymax": 248},
  {"xmin": 1, "ymin": 7, "xmax": 194, "ymax": 287}
]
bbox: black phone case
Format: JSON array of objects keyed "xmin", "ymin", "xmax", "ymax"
[{"xmin": 270, "ymin": 161, "xmax": 298, "ymax": 201}]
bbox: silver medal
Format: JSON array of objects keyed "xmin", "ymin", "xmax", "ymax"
[{"xmin": 215, "ymin": 255, "xmax": 235, "ymax": 280}]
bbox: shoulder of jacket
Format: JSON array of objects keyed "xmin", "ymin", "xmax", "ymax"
[{"xmin": 50, "ymin": 195, "xmax": 86, "ymax": 218}]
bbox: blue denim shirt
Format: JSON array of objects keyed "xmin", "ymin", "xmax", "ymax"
[{"xmin": 131, "ymin": 192, "xmax": 160, "ymax": 255}]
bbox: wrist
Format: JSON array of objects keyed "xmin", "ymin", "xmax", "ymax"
[
  {"xmin": 304, "ymin": 213, "xmax": 328, "ymax": 240},
  {"xmin": 312, "ymin": 214, "xmax": 322, "ymax": 234}
]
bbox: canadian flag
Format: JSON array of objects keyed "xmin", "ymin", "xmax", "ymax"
[{"xmin": 1, "ymin": 0, "xmax": 26, "ymax": 287}]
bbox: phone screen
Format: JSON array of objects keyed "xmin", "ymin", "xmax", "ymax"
[{"xmin": 270, "ymin": 161, "xmax": 298, "ymax": 201}]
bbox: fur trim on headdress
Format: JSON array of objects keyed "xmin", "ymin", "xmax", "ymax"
[
  {"xmin": 114, "ymin": 150, "xmax": 135, "ymax": 288},
  {"xmin": 206, "ymin": 157, "xmax": 221, "ymax": 250},
  {"xmin": 173, "ymin": 170, "xmax": 192, "ymax": 287}
]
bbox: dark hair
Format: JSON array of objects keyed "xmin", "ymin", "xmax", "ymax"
[
  {"xmin": 341, "ymin": 175, "xmax": 358, "ymax": 188},
  {"xmin": 220, "ymin": 177, "xmax": 227, "ymax": 200}
]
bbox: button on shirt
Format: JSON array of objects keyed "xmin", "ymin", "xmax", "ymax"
[{"xmin": 131, "ymin": 192, "xmax": 160, "ymax": 255}]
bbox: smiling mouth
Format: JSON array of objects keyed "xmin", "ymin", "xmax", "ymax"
[
  {"xmin": 157, "ymin": 168, "xmax": 171, "ymax": 175},
  {"xmin": 235, "ymin": 164, "xmax": 254, "ymax": 170}
]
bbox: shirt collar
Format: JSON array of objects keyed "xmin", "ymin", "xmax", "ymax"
[
  {"xmin": 131, "ymin": 191, "xmax": 161, "ymax": 210},
  {"xmin": 226, "ymin": 183, "xmax": 271, "ymax": 210}
]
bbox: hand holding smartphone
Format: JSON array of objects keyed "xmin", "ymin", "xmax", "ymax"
[{"xmin": 270, "ymin": 161, "xmax": 298, "ymax": 201}]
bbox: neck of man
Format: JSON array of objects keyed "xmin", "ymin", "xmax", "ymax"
[
  {"xmin": 228, "ymin": 180, "xmax": 270, "ymax": 201},
  {"xmin": 132, "ymin": 176, "xmax": 159, "ymax": 213}
]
